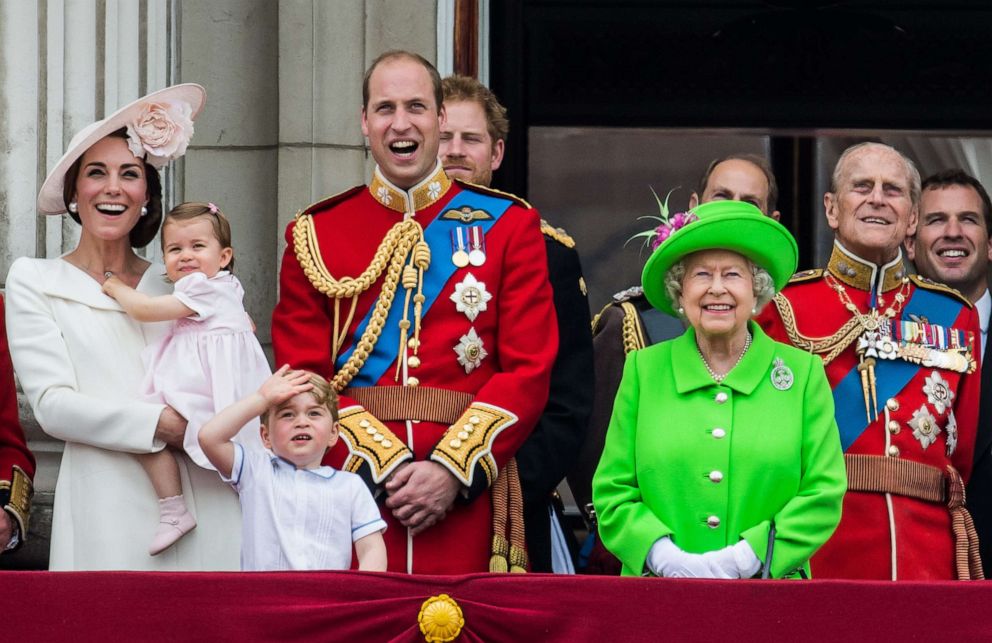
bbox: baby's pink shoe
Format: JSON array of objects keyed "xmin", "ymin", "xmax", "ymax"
[{"xmin": 149, "ymin": 494, "xmax": 197, "ymax": 556}]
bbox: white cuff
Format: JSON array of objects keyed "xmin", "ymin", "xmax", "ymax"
[
  {"xmin": 732, "ymin": 539, "xmax": 761, "ymax": 578},
  {"xmin": 646, "ymin": 536, "xmax": 679, "ymax": 576}
]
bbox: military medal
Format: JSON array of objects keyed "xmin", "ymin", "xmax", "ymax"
[
  {"xmin": 450, "ymin": 273, "xmax": 492, "ymax": 322},
  {"xmin": 451, "ymin": 227, "xmax": 469, "ymax": 267},
  {"xmin": 770, "ymin": 357, "xmax": 793, "ymax": 391},
  {"xmin": 922, "ymin": 371, "xmax": 954, "ymax": 415},
  {"xmin": 946, "ymin": 410, "xmax": 958, "ymax": 456},
  {"xmin": 468, "ymin": 226, "xmax": 486, "ymax": 266},
  {"xmin": 891, "ymin": 319, "xmax": 975, "ymax": 374},
  {"xmin": 454, "ymin": 328, "xmax": 488, "ymax": 373},
  {"xmin": 908, "ymin": 404, "xmax": 940, "ymax": 450}
]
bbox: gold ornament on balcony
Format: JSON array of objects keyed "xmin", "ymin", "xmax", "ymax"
[{"xmin": 418, "ymin": 594, "xmax": 464, "ymax": 642}]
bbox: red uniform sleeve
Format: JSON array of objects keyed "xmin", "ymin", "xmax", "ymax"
[
  {"xmin": 0, "ymin": 295, "xmax": 35, "ymax": 539},
  {"xmin": 951, "ymin": 304, "xmax": 981, "ymax": 482},
  {"xmin": 0, "ymin": 296, "xmax": 34, "ymax": 480}
]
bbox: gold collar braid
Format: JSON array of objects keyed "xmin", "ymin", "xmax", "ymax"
[
  {"xmin": 369, "ymin": 162, "xmax": 452, "ymax": 213},
  {"xmin": 827, "ymin": 241, "xmax": 906, "ymax": 294},
  {"xmin": 293, "ymin": 214, "xmax": 430, "ymax": 391}
]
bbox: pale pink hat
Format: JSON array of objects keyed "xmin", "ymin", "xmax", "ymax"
[{"xmin": 37, "ymin": 83, "xmax": 206, "ymax": 215}]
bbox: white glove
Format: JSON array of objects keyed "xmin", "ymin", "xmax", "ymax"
[
  {"xmin": 702, "ymin": 540, "xmax": 762, "ymax": 579},
  {"xmin": 732, "ymin": 539, "xmax": 762, "ymax": 578},
  {"xmin": 646, "ymin": 536, "xmax": 717, "ymax": 578}
]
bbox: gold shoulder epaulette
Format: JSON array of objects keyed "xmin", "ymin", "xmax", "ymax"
[
  {"xmin": 788, "ymin": 268, "xmax": 824, "ymax": 284},
  {"xmin": 453, "ymin": 179, "xmax": 532, "ymax": 209},
  {"xmin": 295, "ymin": 185, "xmax": 365, "ymax": 219},
  {"xmin": 909, "ymin": 274, "xmax": 973, "ymax": 308},
  {"xmin": 590, "ymin": 297, "xmax": 646, "ymax": 352},
  {"xmin": 540, "ymin": 219, "xmax": 575, "ymax": 248}
]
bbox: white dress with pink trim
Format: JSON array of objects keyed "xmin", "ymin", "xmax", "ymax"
[{"xmin": 142, "ymin": 271, "xmax": 270, "ymax": 469}]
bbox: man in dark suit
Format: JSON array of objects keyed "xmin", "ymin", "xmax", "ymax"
[
  {"xmin": 906, "ymin": 168, "xmax": 992, "ymax": 577},
  {"xmin": 439, "ymin": 75, "xmax": 593, "ymax": 572}
]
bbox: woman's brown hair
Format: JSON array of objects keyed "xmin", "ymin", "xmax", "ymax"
[{"xmin": 61, "ymin": 127, "xmax": 163, "ymax": 248}]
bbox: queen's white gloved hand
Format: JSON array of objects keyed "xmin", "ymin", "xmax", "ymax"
[
  {"xmin": 646, "ymin": 536, "xmax": 718, "ymax": 578},
  {"xmin": 648, "ymin": 537, "xmax": 762, "ymax": 579},
  {"xmin": 701, "ymin": 540, "xmax": 762, "ymax": 579}
]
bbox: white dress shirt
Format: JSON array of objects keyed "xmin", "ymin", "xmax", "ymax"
[
  {"xmin": 227, "ymin": 443, "xmax": 386, "ymax": 571},
  {"xmin": 977, "ymin": 289, "xmax": 990, "ymax": 355}
]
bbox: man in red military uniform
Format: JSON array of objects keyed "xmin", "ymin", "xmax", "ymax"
[
  {"xmin": 758, "ymin": 142, "xmax": 982, "ymax": 580},
  {"xmin": 272, "ymin": 50, "xmax": 557, "ymax": 574},
  {"xmin": 0, "ymin": 295, "xmax": 35, "ymax": 555}
]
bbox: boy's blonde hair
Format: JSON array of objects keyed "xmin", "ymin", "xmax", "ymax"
[{"xmin": 261, "ymin": 371, "xmax": 339, "ymax": 425}]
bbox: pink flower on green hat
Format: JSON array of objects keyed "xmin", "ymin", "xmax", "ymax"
[{"xmin": 650, "ymin": 211, "xmax": 697, "ymax": 250}]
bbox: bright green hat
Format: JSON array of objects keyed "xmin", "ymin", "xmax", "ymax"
[{"xmin": 641, "ymin": 200, "xmax": 798, "ymax": 316}]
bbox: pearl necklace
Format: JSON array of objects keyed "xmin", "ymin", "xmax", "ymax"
[{"xmin": 698, "ymin": 331, "xmax": 752, "ymax": 383}]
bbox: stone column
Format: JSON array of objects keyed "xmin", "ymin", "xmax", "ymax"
[
  {"xmin": 275, "ymin": 0, "xmax": 438, "ymax": 237},
  {"xmin": 0, "ymin": 0, "xmax": 173, "ymax": 570},
  {"xmin": 179, "ymin": 0, "xmax": 280, "ymax": 342}
]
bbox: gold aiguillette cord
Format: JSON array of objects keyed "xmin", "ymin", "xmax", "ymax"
[{"xmin": 856, "ymin": 355, "xmax": 878, "ymax": 423}]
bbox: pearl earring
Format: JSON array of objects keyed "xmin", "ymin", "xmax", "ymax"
[
  {"xmin": 677, "ymin": 306, "xmax": 684, "ymax": 315},
  {"xmin": 140, "ymin": 205, "xmax": 148, "ymax": 217},
  {"xmin": 751, "ymin": 306, "xmax": 758, "ymax": 315},
  {"xmin": 68, "ymin": 202, "xmax": 78, "ymax": 213}
]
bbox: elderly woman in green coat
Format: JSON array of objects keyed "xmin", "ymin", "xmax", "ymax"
[{"xmin": 593, "ymin": 200, "xmax": 846, "ymax": 579}]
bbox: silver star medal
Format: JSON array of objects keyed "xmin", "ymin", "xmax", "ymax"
[
  {"xmin": 922, "ymin": 370, "xmax": 954, "ymax": 415},
  {"xmin": 454, "ymin": 328, "xmax": 488, "ymax": 373},
  {"xmin": 770, "ymin": 357, "xmax": 794, "ymax": 391},
  {"xmin": 946, "ymin": 409, "xmax": 958, "ymax": 457},
  {"xmin": 450, "ymin": 273, "xmax": 492, "ymax": 322},
  {"xmin": 909, "ymin": 404, "xmax": 941, "ymax": 450}
]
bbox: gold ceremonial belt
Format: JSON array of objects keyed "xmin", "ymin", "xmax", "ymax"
[
  {"xmin": 845, "ymin": 454, "xmax": 946, "ymax": 503},
  {"xmin": 343, "ymin": 386, "xmax": 474, "ymax": 425},
  {"xmin": 845, "ymin": 453, "xmax": 982, "ymax": 580}
]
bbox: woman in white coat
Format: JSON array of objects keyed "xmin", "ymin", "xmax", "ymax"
[{"xmin": 5, "ymin": 85, "xmax": 241, "ymax": 570}]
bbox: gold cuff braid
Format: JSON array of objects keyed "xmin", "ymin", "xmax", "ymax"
[
  {"xmin": 1, "ymin": 466, "xmax": 33, "ymax": 538},
  {"xmin": 337, "ymin": 406, "xmax": 412, "ymax": 484},
  {"xmin": 431, "ymin": 403, "xmax": 517, "ymax": 487}
]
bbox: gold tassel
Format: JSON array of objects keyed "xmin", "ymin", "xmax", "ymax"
[{"xmin": 489, "ymin": 534, "xmax": 509, "ymax": 573}]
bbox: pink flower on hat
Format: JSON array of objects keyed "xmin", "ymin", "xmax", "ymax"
[
  {"xmin": 650, "ymin": 211, "xmax": 697, "ymax": 250},
  {"xmin": 628, "ymin": 187, "xmax": 699, "ymax": 253},
  {"xmin": 125, "ymin": 100, "xmax": 195, "ymax": 168}
]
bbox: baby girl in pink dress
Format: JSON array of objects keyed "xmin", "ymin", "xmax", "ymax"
[{"xmin": 103, "ymin": 202, "xmax": 270, "ymax": 555}]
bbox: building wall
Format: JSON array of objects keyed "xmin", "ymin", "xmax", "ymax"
[{"xmin": 0, "ymin": 0, "xmax": 439, "ymax": 569}]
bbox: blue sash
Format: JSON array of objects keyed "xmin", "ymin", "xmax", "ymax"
[
  {"xmin": 834, "ymin": 286, "xmax": 964, "ymax": 450},
  {"xmin": 336, "ymin": 189, "xmax": 514, "ymax": 387}
]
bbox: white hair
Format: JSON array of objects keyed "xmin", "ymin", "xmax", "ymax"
[{"xmin": 664, "ymin": 256, "xmax": 776, "ymax": 320}]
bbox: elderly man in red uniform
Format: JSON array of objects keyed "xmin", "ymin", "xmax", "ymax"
[
  {"xmin": 758, "ymin": 142, "xmax": 982, "ymax": 580},
  {"xmin": 272, "ymin": 51, "xmax": 556, "ymax": 574},
  {"xmin": 1, "ymin": 295, "xmax": 35, "ymax": 556}
]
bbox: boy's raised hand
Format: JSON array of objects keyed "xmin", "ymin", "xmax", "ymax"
[{"xmin": 260, "ymin": 365, "xmax": 313, "ymax": 407}]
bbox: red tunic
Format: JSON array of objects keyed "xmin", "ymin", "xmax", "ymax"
[
  {"xmin": 757, "ymin": 243, "xmax": 979, "ymax": 580},
  {"xmin": 0, "ymin": 294, "xmax": 36, "ymax": 543},
  {"xmin": 272, "ymin": 164, "xmax": 557, "ymax": 574}
]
